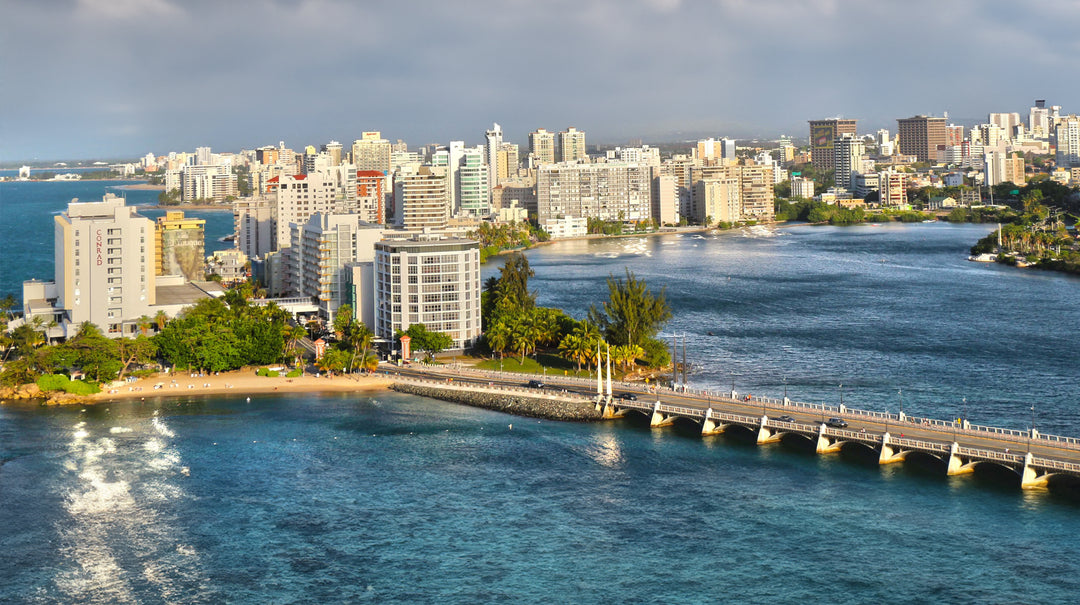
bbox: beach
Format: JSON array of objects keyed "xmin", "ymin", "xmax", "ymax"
[{"xmin": 94, "ymin": 368, "xmax": 393, "ymax": 402}]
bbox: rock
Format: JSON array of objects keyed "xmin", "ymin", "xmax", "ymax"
[{"xmin": 390, "ymin": 383, "xmax": 604, "ymax": 422}]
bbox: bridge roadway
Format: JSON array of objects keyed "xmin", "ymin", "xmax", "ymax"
[{"xmin": 389, "ymin": 365, "xmax": 1080, "ymax": 490}]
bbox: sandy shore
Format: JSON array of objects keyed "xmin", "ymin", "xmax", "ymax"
[
  {"xmin": 93, "ymin": 368, "xmax": 393, "ymax": 402},
  {"xmin": 112, "ymin": 183, "xmax": 164, "ymax": 190}
]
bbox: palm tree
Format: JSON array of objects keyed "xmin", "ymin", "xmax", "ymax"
[
  {"xmin": 511, "ymin": 321, "xmax": 539, "ymax": 365},
  {"xmin": 154, "ymin": 310, "xmax": 169, "ymax": 332},
  {"xmin": 558, "ymin": 333, "xmax": 590, "ymax": 371},
  {"xmin": 486, "ymin": 321, "xmax": 511, "ymax": 359},
  {"xmin": 137, "ymin": 315, "xmax": 153, "ymax": 336}
]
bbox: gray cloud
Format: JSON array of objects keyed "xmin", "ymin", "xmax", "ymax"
[{"xmin": 1, "ymin": 0, "xmax": 1077, "ymax": 159}]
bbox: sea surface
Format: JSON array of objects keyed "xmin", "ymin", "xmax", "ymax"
[
  {"xmin": 0, "ymin": 180, "xmax": 234, "ymax": 297},
  {"xmin": 3, "ymin": 215, "xmax": 1080, "ymax": 602}
]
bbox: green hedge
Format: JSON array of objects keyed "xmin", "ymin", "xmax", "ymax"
[
  {"xmin": 256, "ymin": 367, "xmax": 280, "ymax": 377},
  {"xmin": 286, "ymin": 368, "xmax": 302, "ymax": 378},
  {"xmin": 37, "ymin": 374, "xmax": 100, "ymax": 395}
]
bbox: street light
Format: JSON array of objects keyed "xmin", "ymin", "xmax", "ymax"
[
  {"xmin": 898, "ymin": 388, "xmax": 903, "ymax": 418},
  {"xmin": 783, "ymin": 376, "xmax": 788, "ymax": 401},
  {"xmin": 839, "ymin": 383, "xmax": 844, "ymax": 409}
]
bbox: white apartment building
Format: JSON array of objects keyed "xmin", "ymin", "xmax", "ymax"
[
  {"xmin": 285, "ymin": 213, "xmax": 383, "ymax": 324},
  {"xmin": 392, "ymin": 166, "xmax": 449, "ymax": 230},
  {"xmin": 834, "ymin": 133, "xmax": 865, "ymax": 191},
  {"xmin": 1055, "ymin": 116, "xmax": 1080, "ymax": 168},
  {"xmin": 536, "ymin": 162, "xmax": 652, "ymax": 223},
  {"xmin": 374, "ymin": 238, "xmax": 481, "ymax": 351}
]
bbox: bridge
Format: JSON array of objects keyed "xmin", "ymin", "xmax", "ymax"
[{"xmin": 389, "ymin": 366, "xmax": 1080, "ymax": 492}]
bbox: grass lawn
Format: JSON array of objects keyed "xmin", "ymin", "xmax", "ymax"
[{"xmin": 472, "ymin": 352, "xmax": 602, "ymax": 379}]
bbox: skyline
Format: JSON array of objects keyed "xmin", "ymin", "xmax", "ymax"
[{"xmin": 2, "ymin": 0, "xmax": 1079, "ymax": 160}]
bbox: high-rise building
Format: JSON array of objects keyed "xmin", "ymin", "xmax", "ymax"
[
  {"xmin": 324, "ymin": 141, "xmax": 343, "ymax": 167},
  {"xmin": 834, "ymin": 133, "xmax": 865, "ymax": 191},
  {"xmin": 51, "ymin": 195, "xmax": 156, "ymax": 337},
  {"xmin": 738, "ymin": 165, "xmax": 776, "ymax": 221},
  {"xmin": 374, "ymin": 238, "xmax": 482, "ymax": 350},
  {"xmin": 496, "ymin": 143, "xmax": 519, "ymax": 182},
  {"xmin": 155, "ymin": 211, "xmax": 205, "ymax": 281},
  {"xmin": 233, "ymin": 197, "xmax": 275, "ymax": 259},
  {"xmin": 693, "ymin": 175, "xmax": 740, "ymax": 224},
  {"xmin": 529, "ymin": 128, "xmax": 556, "ymax": 166},
  {"xmin": 393, "ymin": 166, "xmax": 450, "ymax": 230},
  {"xmin": 984, "ymin": 151, "xmax": 1025, "ymax": 187},
  {"xmin": 457, "ymin": 147, "xmax": 490, "ymax": 217},
  {"xmin": 809, "ymin": 119, "xmax": 858, "ymax": 173},
  {"xmin": 536, "ymin": 163, "xmax": 652, "ymax": 223},
  {"xmin": 285, "ymin": 213, "xmax": 383, "ymax": 323},
  {"xmin": 485, "ymin": 123, "xmax": 503, "ymax": 189},
  {"xmin": 988, "ymin": 113, "xmax": 1021, "ymax": 139},
  {"xmin": 167, "ymin": 164, "xmax": 238, "ymax": 202},
  {"xmin": 652, "ymin": 173, "xmax": 679, "ymax": 225},
  {"xmin": 195, "ymin": 146, "xmax": 212, "ymax": 166},
  {"xmin": 356, "ymin": 170, "xmax": 386, "ymax": 224},
  {"xmin": 1054, "ymin": 116, "xmax": 1080, "ymax": 167},
  {"xmin": 269, "ymin": 172, "xmax": 343, "ymax": 251},
  {"xmin": 897, "ymin": 115, "xmax": 947, "ymax": 163},
  {"xmin": 946, "ymin": 124, "xmax": 965, "ymax": 147},
  {"xmin": 352, "ymin": 132, "xmax": 392, "ymax": 174},
  {"xmin": 557, "ymin": 127, "xmax": 587, "ymax": 163}
]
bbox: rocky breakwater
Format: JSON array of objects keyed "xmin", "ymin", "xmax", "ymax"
[{"xmin": 390, "ymin": 381, "xmax": 604, "ymax": 421}]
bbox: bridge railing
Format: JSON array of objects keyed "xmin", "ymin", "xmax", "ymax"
[{"xmin": 404, "ymin": 365, "xmax": 1080, "ymax": 452}]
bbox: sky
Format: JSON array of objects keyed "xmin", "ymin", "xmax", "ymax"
[{"xmin": 2, "ymin": 0, "xmax": 1078, "ymax": 161}]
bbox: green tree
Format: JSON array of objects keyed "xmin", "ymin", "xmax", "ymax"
[
  {"xmin": 587, "ymin": 269, "xmax": 672, "ymax": 348},
  {"xmin": 398, "ymin": 324, "xmax": 454, "ymax": 359},
  {"xmin": 116, "ymin": 335, "xmax": 157, "ymax": 380}
]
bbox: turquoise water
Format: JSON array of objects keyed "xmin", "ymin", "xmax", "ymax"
[
  {"xmin": 1, "ymin": 392, "xmax": 1078, "ymax": 604},
  {"xmin": 2, "ymin": 215, "xmax": 1080, "ymax": 602},
  {"xmin": 0, "ymin": 180, "xmax": 234, "ymax": 297}
]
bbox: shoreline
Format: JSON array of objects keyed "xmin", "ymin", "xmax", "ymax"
[{"xmin": 0, "ymin": 369, "xmax": 395, "ymax": 407}]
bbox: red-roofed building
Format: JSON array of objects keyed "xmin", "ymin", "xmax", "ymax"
[{"xmin": 357, "ymin": 170, "xmax": 385, "ymax": 224}]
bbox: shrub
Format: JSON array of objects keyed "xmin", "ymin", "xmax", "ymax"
[
  {"xmin": 256, "ymin": 367, "xmax": 279, "ymax": 377},
  {"xmin": 36, "ymin": 374, "xmax": 100, "ymax": 395},
  {"xmin": 286, "ymin": 368, "xmax": 302, "ymax": 378}
]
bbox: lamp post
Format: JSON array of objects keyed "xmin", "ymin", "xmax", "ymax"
[
  {"xmin": 783, "ymin": 376, "xmax": 788, "ymax": 401},
  {"xmin": 838, "ymin": 383, "xmax": 843, "ymax": 409},
  {"xmin": 962, "ymin": 397, "xmax": 967, "ymax": 430},
  {"xmin": 898, "ymin": 388, "xmax": 903, "ymax": 419}
]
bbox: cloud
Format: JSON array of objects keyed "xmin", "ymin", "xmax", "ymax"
[{"xmin": 0, "ymin": 0, "xmax": 1076, "ymax": 159}]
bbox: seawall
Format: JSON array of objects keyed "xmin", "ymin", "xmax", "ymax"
[{"xmin": 389, "ymin": 383, "xmax": 604, "ymax": 422}]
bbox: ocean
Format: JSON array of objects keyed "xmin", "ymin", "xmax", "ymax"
[
  {"xmin": 2, "ymin": 205, "xmax": 1079, "ymax": 602},
  {"xmin": 0, "ymin": 180, "xmax": 234, "ymax": 298}
]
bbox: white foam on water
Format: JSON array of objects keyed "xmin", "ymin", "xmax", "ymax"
[{"xmin": 110, "ymin": 427, "xmax": 133, "ymax": 434}]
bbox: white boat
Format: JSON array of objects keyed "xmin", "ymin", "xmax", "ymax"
[{"xmin": 968, "ymin": 253, "xmax": 996, "ymax": 262}]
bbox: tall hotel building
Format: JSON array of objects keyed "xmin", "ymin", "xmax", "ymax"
[
  {"xmin": 897, "ymin": 115, "xmax": 947, "ymax": 163},
  {"xmin": 352, "ymin": 132, "xmax": 392, "ymax": 174},
  {"xmin": 809, "ymin": 118, "xmax": 857, "ymax": 173},
  {"xmin": 51, "ymin": 194, "xmax": 155, "ymax": 337},
  {"xmin": 374, "ymin": 238, "xmax": 482, "ymax": 350}
]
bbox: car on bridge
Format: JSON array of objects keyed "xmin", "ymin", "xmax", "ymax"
[
  {"xmin": 526, "ymin": 380, "xmax": 546, "ymax": 389},
  {"xmin": 825, "ymin": 417, "xmax": 849, "ymax": 428},
  {"xmin": 616, "ymin": 393, "xmax": 638, "ymax": 401},
  {"xmin": 775, "ymin": 415, "xmax": 796, "ymax": 423}
]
